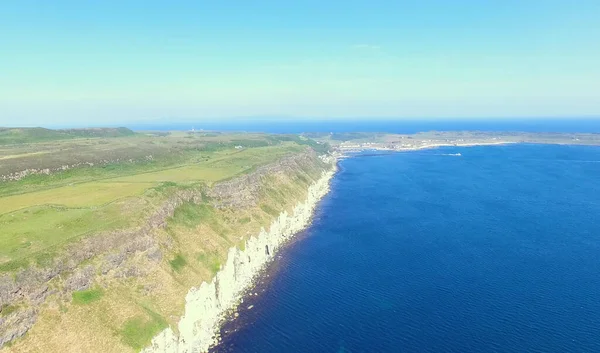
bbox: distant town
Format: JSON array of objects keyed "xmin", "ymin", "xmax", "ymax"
[{"xmin": 305, "ymin": 131, "xmax": 600, "ymax": 153}]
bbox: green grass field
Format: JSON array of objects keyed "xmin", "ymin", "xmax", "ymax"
[
  {"xmin": 0, "ymin": 181, "xmax": 154, "ymax": 215},
  {"xmin": 0, "ymin": 203, "xmax": 135, "ymax": 267},
  {"xmin": 119, "ymin": 308, "xmax": 168, "ymax": 350},
  {"xmin": 0, "ymin": 131, "xmax": 316, "ymax": 270},
  {"xmin": 72, "ymin": 288, "xmax": 104, "ymax": 305}
]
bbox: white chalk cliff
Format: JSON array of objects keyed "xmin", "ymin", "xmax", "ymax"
[{"xmin": 142, "ymin": 167, "xmax": 336, "ymax": 353}]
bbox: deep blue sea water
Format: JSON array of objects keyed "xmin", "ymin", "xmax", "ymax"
[
  {"xmin": 213, "ymin": 143, "xmax": 600, "ymax": 353},
  {"xmin": 129, "ymin": 119, "xmax": 600, "ymax": 134}
]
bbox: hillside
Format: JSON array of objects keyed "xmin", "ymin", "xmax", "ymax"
[{"xmin": 0, "ymin": 129, "xmax": 333, "ymax": 352}]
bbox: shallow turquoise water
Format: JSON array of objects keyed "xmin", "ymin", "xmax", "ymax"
[{"xmin": 213, "ymin": 144, "xmax": 600, "ymax": 353}]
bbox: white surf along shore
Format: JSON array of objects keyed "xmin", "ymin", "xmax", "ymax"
[{"xmin": 142, "ymin": 164, "xmax": 337, "ymax": 353}]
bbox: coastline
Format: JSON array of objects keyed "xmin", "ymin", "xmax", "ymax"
[
  {"xmin": 405, "ymin": 141, "xmax": 516, "ymax": 151},
  {"xmin": 339, "ymin": 140, "xmax": 600, "ymax": 158},
  {"xmin": 141, "ymin": 161, "xmax": 337, "ymax": 353},
  {"xmin": 192, "ymin": 143, "xmax": 600, "ymax": 353},
  {"xmin": 339, "ymin": 141, "xmax": 517, "ymax": 154}
]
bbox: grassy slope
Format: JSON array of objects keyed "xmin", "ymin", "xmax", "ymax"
[
  {"xmin": 0, "ymin": 139, "xmax": 306, "ymax": 269},
  {"xmin": 1, "ymin": 131, "xmax": 328, "ymax": 353}
]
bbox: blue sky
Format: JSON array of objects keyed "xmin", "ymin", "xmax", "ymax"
[{"xmin": 1, "ymin": 0, "xmax": 600, "ymax": 126}]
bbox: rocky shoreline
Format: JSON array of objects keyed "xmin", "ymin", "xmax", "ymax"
[{"xmin": 141, "ymin": 163, "xmax": 337, "ymax": 353}]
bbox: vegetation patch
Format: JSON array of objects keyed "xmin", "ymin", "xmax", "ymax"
[
  {"xmin": 168, "ymin": 201, "xmax": 231, "ymax": 237},
  {"xmin": 0, "ymin": 258, "xmax": 29, "ymax": 272},
  {"xmin": 120, "ymin": 308, "xmax": 168, "ymax": 350},
  {"xmin": 0, "ymin": 304, "xmax": 18, "ymax": 317},
  {"xmin": 169, "ymin": 254, "xmax": 187, "ymax": 272},
  {"xmin": 169, "ymin": 202, "xmax": 215, "ymax": 229},
  {"xmin": 151, "ymin": 181, "xmax": 178, "ymax": 193},
  {"xmin": 197, "ymin": 252, "xmax": 221, "ymax": 275},
  {"xmin": 260, "ymin": 204, "xmax": 280, "ymax": 217},
  {"xmin": 72, "ymin": 288, "xmax": 104, "ymax": 305},
  {"xmin": 239, "ymin": 216, "xmax": 251, "ymax": 224},
  {"xmin": 34, "ymin": 251, "xmax": 56, "ymax": 267},
  {"xmin": 296, "ymin": 173, "xmax": 309, "ymax": 184},
  {"xmin": 265, "ymin": 186, "xmax": 285, "ymax": 204}
]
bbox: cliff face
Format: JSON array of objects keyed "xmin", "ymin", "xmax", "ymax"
[
  {"xmin": 206, "ymin": 151, "xmax": 327, "ymax": 209},
  {"xmin": 0, "ymin": 149, "xmax": 336, "ymax": 352},
  {"xmin": 142, "ymin": 168, "xmax": 335, "ymax": 353},
  {"xmin": 0, "ymin": 187, "xmax": 204, "ymax": 348}
]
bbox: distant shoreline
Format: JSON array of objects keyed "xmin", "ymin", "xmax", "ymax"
[{"xmin": 325, "ymin": 132, "xmax": 600, "ymax": 155}]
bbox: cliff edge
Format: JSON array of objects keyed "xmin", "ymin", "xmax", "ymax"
[{"xmin": 0, "ymin": 146, "xmax": 335, "ymax": 352}]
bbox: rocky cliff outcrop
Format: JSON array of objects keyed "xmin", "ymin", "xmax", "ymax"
[
  {"xmin": 141, "ymin": 166, "xmax": 336, "ymax": 353},
  {"xmin": 0, "ymin": 186, "xmax": 206, "ymax": 347},
  {"xmin": 207, "ymin": 149, "xmax": 322, "ymax": 209},
  {"xmin": 0, "ymin": 149, "xmax": 333, "ymax": 350}
]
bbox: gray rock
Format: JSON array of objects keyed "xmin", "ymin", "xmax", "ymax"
[
  {"xmin": 64, "ymin": 266, "xmax": 95, "ymax": 293},
  {"xmin": 0, "ymin": 276, "xmax": 16, "ymax": 308},
  {"xmin": 102, "ymin": 251, "xmax": 126, "ymax": 274},
  {"xmin": 147, "ymin": 247, "xmax": 163, "ymax": 263},
  {"xmin": 0, "ymin": 308, "xmax": 37, "ymax": 348},
  {"xmin": 116, "ymin": 265, "xmax": 145, "ymax": 279},
  {"xmin": 28, "ymin": 285, "xmax": 50, "ymax": 305},
  {"xmin": 207, "ymin": 150, "xmax": 319, "ymax": 209}
]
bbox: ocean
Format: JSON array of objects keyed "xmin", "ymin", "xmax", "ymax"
[
  {"xmin": 212, "ymin": 143, "xmax": 600, "ymax": 353},
  {"xmin": 129, "ymin": 118, "xmax": 600, "ymax": 134}
]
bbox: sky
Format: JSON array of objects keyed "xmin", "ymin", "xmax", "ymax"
[{"xmin": 1, "ymin": 0, "xmax": 600, "ymax": 126}]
